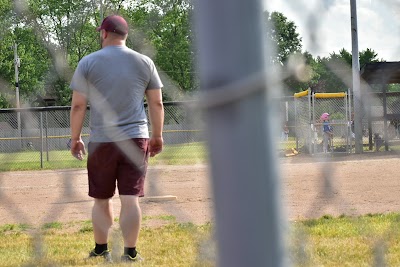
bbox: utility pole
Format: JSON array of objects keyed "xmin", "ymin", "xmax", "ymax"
[
  {"xmin": 14, "ymin": 42, "xmax": 22, "ymax": 148},
  {"xmin": 14, "ymin": 43, "xmax": 20, "ymax": 109},
  {"xmin": 350, "ymin": 0, "xmax": 363, "ymax": 153},
  {"xmin": 100, "ymin": 0, "xmax": 103, "ymax": 21}
]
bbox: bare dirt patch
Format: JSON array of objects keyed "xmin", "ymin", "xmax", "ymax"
[{"xmin": 0, "ymin": 153, "xmax": 399, "ymax": 227}]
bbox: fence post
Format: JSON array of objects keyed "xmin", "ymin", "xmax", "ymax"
[
  {"xmin": 311, "ymin": 91, "xmax": 315, "ymax": 154},
  {"xmin": 295, "ymin": 98, "xmax": 299, "ymax": 150},
  {"xmin": 350, "ymin": 0, "xmax": 363, "ymax": 153},
  {"xmin": 348, "ymin": 88, "xmax": 352, "ymax": 152},
  {"xmin": 45, "ymin": 111, "xmax": 49, "ymax": 161},
  {"xmin": 194, "ymin": 0, "xmax": 287, "ymax": 266},
  {"xmin": 40, "ymin": 111, "xmax": 43, "ymax": 168}
]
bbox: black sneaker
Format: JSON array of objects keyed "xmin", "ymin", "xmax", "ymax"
[
  {"xmin": 89, "ymin": 249, "xmax": 113, "ymax": 263},
  {"xmin": 121, "ymin": 253, "xmax": 144, "ymax": 263}
]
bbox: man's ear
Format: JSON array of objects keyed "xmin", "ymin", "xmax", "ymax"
[{"xmin": 101, "ymin": 30, "xmax": 108, "ymax": 39}]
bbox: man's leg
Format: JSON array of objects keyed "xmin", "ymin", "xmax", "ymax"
[
  {"xmin": 92, "ymin": 198, "xmax": 114, "ymax": 244},
  {"xmin": 119, "ymin": 195, "xmax": 141, "ymax": 247}
]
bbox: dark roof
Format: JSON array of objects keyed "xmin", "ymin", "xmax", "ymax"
[{"xmin": 360, "ymin": 62, "xmax": 400, "ymax": 84}]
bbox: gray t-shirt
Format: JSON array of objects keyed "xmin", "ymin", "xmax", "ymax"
[{"xmin": 70, "ymin": 46, "xmax": 163, "ymax": 142}]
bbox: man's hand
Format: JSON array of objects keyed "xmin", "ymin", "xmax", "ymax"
[
  {"xmin": 149, "ymin": 136, "xmax": 163, "ymax": 157},
  {"xmin": 70, "ymin": 138, "xmax": 86, "ymax": 160}
]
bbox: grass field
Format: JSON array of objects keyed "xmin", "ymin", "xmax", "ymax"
[
  {"xmin": 291, "ymin": 213, "xmax": 400, "ymax": 266},
  {"xmin": 1, "ymin": 213, "xmax": 400, "ymax": 266},
  {"xmin": 0, "ymin": 217, "xmax": 213, "ymax": 267},
  {"xmin": 0, "ymin": 143, "xmax": 208, "ymax": 171},
  {"xmin": 2, "ymin": 140, "xmax": 396, "ymax": 172}
]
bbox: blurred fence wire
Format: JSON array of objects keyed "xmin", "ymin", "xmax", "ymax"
[{"xmin": 0, "ymin": 0, "xmax": 400, "ymax": 266}]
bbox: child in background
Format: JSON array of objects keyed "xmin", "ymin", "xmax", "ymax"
[
  {"xmin": 281, "ymin": 123, "xmax": 289, "ymax": 141},
  {"xmin": 321, "ymin": 113, "xmax": 333, "ymax": 153}
]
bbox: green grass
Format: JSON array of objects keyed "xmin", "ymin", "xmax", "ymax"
[
  {"xmin": 291, "ymin": 213, "xmax": 400, "ymax": 266},
  {"xmin": 143, "ymin": 215, "xmax": 177, "ymax": 222},
  {"xmin": 2, "ymin": 213, "xmax": 400, "ymax": 266},
  {"xmin": 0, "ymin": 223, "xmax": 30, "ymax": 234},
  {"xmin": 0, "ymin": 150, "xmax": 86, "ymax": 171},
  {"xmin": 0, "ymin": 142, "xmax": 208, "ymax": 172},
  {"xmin": 149, "ymin": 142, "xmax": 207, "ymax": 165},
  {"xmin": 0, "ymin": 220, "xmax": 214, "ymax": 267},
  {"xmin": 42, "ymin": 222, "xmax": 63, "ymax": 230}
]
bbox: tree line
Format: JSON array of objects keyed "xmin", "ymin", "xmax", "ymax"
[{"xmin": 0, "ymin": 0, "xmax": 392, "ymax": 108}]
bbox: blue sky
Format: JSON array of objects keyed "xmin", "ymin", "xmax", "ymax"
[{"xmin": 263, "ymin": 0, "xmax": 400, "ymax": 61}]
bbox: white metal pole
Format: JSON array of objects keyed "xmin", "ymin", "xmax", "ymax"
[
  {"xmin": 311, "ymin": 91, "xmax": 314, "ymax": 154},
  {"xmin": 100, "ymin": 0, "xmax": 103, "ymax": 21},
  {"xmin": 348, "ymin": 88, "xmax": 352, "ymax": 152},
  {"xmin": 14, "ymin": 43, "xmax": 22, "ymax": 148},
  {"xmin": 350, "ymin": 0, "xmax": 363, "ymax": 153},
  {"xmin": 194, "ymin": 0, "xmax": 287, "ymax": 266},
  {"xmin": 14, "ymin": 43, "xmax": 20, "ymax": 109}
]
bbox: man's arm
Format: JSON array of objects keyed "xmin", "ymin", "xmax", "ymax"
[
  {"xmin": 145, "ymin": 89, "xmax": 164, "ymax": 157},
  {"xmin": 70, "ymin": 91, "xmax": 88, "ymax": 160}
]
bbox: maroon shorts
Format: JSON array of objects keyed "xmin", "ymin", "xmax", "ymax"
[{"xmin": 87, "ymin": 138, "xmax": 149, "ymax": 199}]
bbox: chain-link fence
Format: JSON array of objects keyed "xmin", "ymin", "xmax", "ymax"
[
  {"xmin": 279, "ymin": 96, "xmax": 297, "ymax": 152},
  {"xmin": 5, "ymin": 93, "xmax": 398, "ymax": 172},
  {"xmin": 294, "ymin": 89, "xmax": 312, "ymax": 153},
  {"xmin": 312, "ymin": 92, "xmax": 351, "ymax": 153},
  {"xmin": 0, "ymin": 107, "xmax": 88, "ymax": 170},
  {"xmin": 3, "ymin": 93, "xmax": 398, "ymax": 166},
  {"xmin": 0, "ymin": 102, "xmax": 207, "ymax": 170},
  {"xmin": 293, "ymin": 90, "xmax": 351, "ymax": 154},
  {"xmin": 360, "ymin": 92, "xmax": 400, "ymax": 152},
  {"xmin": 291, "ymin": 90, "xmax": 400, "ymax": 155}
]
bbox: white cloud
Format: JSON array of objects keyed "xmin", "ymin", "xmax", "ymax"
[{"xmin": 263, "ymin": 0, "xmax": 400, "ymax": 61}]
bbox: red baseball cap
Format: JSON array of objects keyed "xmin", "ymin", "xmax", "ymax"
[{"xmin": 96, "ymin": 15, "xmax": 128, "ymax": 35}]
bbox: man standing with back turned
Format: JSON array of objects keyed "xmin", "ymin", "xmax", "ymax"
[{"xmin": 69, "ymin": 15, "xmax": 164, "ymax": 263}]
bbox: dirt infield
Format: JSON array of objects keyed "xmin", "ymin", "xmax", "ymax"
[{"xmin": 0, "ymin": 153, "xmax": 399, "ymax": 226}]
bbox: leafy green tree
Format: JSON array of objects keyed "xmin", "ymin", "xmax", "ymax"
[
  {"xmin": 283, "ymin": 51, "xmax": 320, "ymax": 93},
  {"xmin": 26, "ymin": 0, "xmax": 101, "ymax": 105},
  {"xmin": 14, "ymin": 28, "xmax": 50, "ymax": 102},
  {"xmin": 0, "ymin": 0, "xmax": 19, "ymax": 107},
  {"xmin": 359, "ymin": 48, "xmax": 381, "ymax": 66},
  {"xmin": 282, "ymin": 47, "xmax": 384, "ymax": 94},
  {"xmin": 0, "ymin": 1, "xmax": 393, "ymax": 107},
  {"xmin": 264, "ymin": 11, "xmax": 302, "ymax": 65},
  {"xmin": 125, "ymin": 0, "xmax": 198, "ymax": 97},
  {"xmin": 0, "ymin": 0, "xmax": 50, "ymax": 107},
  {"xmin": 313, "ymin": 56, "xmax": 348, "ymax": 93},
  {"xmin": 310, "ymin": 48, "xmax": 382, "ymax": 93},
  {"xmin": 327, "ymin": 48, "xmax": 380, "ymax": 67},
  {"xmin": 263, "ymin": 11, "xmax": 306, "ymax": 94}
]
